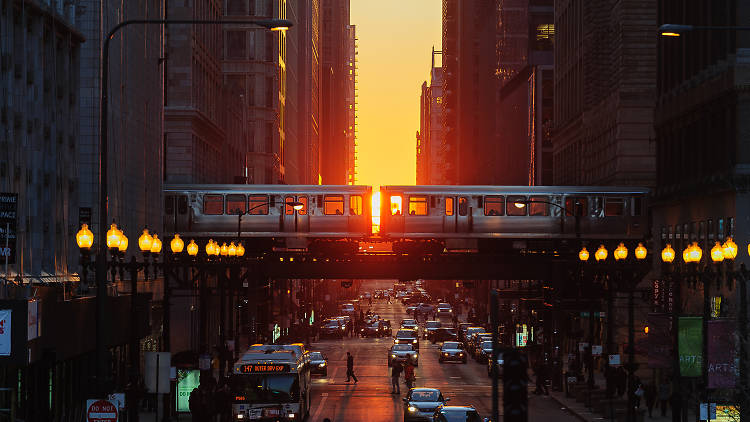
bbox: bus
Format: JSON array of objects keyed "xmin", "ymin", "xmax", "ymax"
[{"xmin": 230, "ymin": 345, "xmax": 312, "ymax": 421}]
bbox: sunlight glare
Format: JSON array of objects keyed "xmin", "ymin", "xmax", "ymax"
[{"xmin": 371, "ymin": 189, "xmax": 381, "ymax": 234}]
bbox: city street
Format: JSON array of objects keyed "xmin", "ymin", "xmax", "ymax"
[{"xmin": 306, "ymin": 281, "xmax": 581, "ymax": 422}]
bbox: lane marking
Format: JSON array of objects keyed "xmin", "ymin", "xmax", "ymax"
[{"xmin": 310, "ymin": 393, "xmax": 328, "ymax": 421}]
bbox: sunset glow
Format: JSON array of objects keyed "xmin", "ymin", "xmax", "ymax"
[
  {"xmin": 351, "ymin": 1, "xmax": 442, "ymax": 186},
  {"xmin": 371, "ymin": 189, "xmax": 381, "ymax": 233}
]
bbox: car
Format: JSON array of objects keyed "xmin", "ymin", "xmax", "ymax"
[
  {"xmin": 309, "ymin": 351, "xmax": 328, "ymax": 376},
  {"xmin": 388, "ymin": 343, "xmax": 419, "ymax": 367},
  {"xmin": 436, "ymin": 303, "xmax": 453, "ymax": 318},
  {"xmin": 415, "ymin": 303, "xmax": 435, "ymax": 315},
  {"xmin": 438, "ymin": 341, "xmax": 467, "ymax": 364},
  {"xmin": 379, "ymin": 319, "xmax": 393, "ymax": 337},
  {"xmin": 463, "ymin": 327, "xmax": 486, "ymax": 349},
  {"xmin": 320, "ymin": 319, "xmax": 346, "ymax": 338},
  {"xmin": 432, "ymin": 327, "xmax": 458, "ymax": 344},
  {"xmin": 487, "ymin": 352, "xmax": 505, "ymax": 378},
  {"xmin": 423, "ymin": 320, "xmax": 442, "ymax": 340},
  {"xmin": 364, "ymin": 292, "xmax": 372, "ymax": 299},
  {"xmin": 476, "ymin": 341, "xmax": 494, "ymax": 363},
  {"xmin": 394, "ymin": 328, "xmax": 420, "ymax": 350},
  {"xmin": 432, "ymin": 405, "xmax": 488, "ymax": 422},
  {"xmin": 361, "ymin": 320, "xmax": 382, "ymax": 337},
  {"xmin": 457, "ymin": 323, "xmax": 473, "ymax": 341},
  {"xmin": 403, "ymin": 388, "xmax": 449, "ymax": 421},
  {"xmin": 406, "ymin": 305, "xmax": 419, "ymax": 315},
  {"xmin": 340, "ymin": 303, "xmax": 356, "ymax": 315},
  {"xmin": 468, "ymin": 333, "xmax": 492, "ymax": 357},
  {"xmin": 401, "ymin": 319, "xmax": 418, "ymax": 330}
]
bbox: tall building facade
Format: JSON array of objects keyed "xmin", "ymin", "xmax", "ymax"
[
  {"xmin": 552, "ymin": 0, "xmax": 656, "ymax": 186},
  {"xmin": 417, "ymin": 49, "xmax": 446, "ymax": 185},
  {"xmin": 344, "ymin": 24, "xmax": 357, "ymax": 185},
  {"xmin": 76, "ymin": 0, "xmax": 165, "ymax": 260},
  {"xmin": 495, "ymin": 0, "xmax": 554, "ymax": 185},
  {"xmin": 0, "ymin": 1, "xmax": 82, "ymax": 278},
  {"xmin": 320, "ymin": 0, "xmax": 351, "ymax": 185},
  {"xmin": 442, "ymin": 0, "xmax": 497, "ymax": 185}
]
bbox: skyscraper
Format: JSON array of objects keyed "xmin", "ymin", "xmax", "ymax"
[{"xmin": 417, "ymin": 49, "xmax": 446, "ymax": 185}]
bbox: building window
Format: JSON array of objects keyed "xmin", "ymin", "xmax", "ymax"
[
  {"xmin": 265, "ymin": 122, "xmax": 273, "ymax": 152},
  {"xmin": 324, "ymin": 195, "xmax": 345, "ymax": 215},
  {"xmin": 226, "ymin": 31, "xmax": 246, "ymax": 59},
  {"xmin": 265, "ymin": 77, "xmax": 274, "ymax": 107},
  {"xmin": 265, "ymin": 32, "xmax": 274, "ymax": 61},
  {"xmin": 226, "ymin": 0, "xmax": 245, "ymax": 15}
]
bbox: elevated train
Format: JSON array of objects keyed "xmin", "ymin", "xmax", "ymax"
[{"xmin": 163, "ymin": 184, "xmax": 649, "ymax": 253}]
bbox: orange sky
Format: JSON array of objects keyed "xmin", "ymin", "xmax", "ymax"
[{"xmin": 350, "ymin": 1, "xmax": 442, "ymax": 186}]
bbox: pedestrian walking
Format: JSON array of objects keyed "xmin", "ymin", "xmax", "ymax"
[
  {"xmin": 404, "ymin": 361, "xmax": 416, "ymax": 390},
  {"xmin": 631, "ymin": 376, "xmax": 643, "ymax": 409},
  {"xmin": 644, "ymin": 381, "xmax": 657, "ymax": 417},
  {"xmin": 658, "ymin": 378, "xmax": 671, "ymax": 416},
  {"xmin": 346, "ymin": 351, "xmax": 358, "ymax": 383},
  {"xmin": 189, "ymin": 384, "xmax": 210, "ymax": 422},
  {"xmin": 391, "ymin": 361, "xmax": 403, "ymax": 394}
]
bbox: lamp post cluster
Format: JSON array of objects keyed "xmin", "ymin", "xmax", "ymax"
[
  {"xmin": 577, "ymin": 242, "xmax": 649, "ymax": 422},
  {"xmin": 659, "ymin": 237, "xmax": 744, "ymax": 422}
]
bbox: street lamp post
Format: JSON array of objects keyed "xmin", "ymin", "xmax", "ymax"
[{"xmin": 94, "ymin": 17, "xmax": 291, "ymax": 397}]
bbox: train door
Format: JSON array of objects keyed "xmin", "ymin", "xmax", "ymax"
[
  {"xmin": 456, "ymin": 196, "xmax": 470, "ymax": 232},
  {"xmin": 388, "ymin": 194, "xmax": 404, "ymax": 233},
  {"xmin": 443, "ymin": 197, "xmax": 456, "ymax": 232}
]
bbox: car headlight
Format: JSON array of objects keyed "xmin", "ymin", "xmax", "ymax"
[
  {"xmin": 408, "ymin": 406, "xmax": 417, "ymax": 412},
  {"xmin": 412, "ymin": 339, "xmax": 417, "ymax": 343},
  {"xmin": 288, "ymin": 414, "xmax": 295, "ymax": 419},
  {"xmin": 459, "ymin": 352, "xmax": 464, "ymax": 356},
  {"xmin": 319, "ymin": 363, "xmax": 326, "ymax": 367},
  {"xmin": 236, "ymin": 415, "xmax": 245, "ymax": 420},
  {"xmin": 391, "ymin": 354, "xmax": 396, "ymax": 358},
  {"xmin": 341, "ymin": 327, "xmax": 346, "ymax": 330}
]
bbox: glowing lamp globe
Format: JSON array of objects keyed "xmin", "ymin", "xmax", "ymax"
[
  {"xmin": 151, "ymin": 234, "xmax": 162, "ymax": 254},
  {"xmin": 237, "ymin": 243, "xmax": 245, "ymax": 257},
  {"xmin": 688, "ymin": 242, "xmax": 702, "ymax": 263},
  {"xmin": 595, "ymin": 245, "xmax": 608, "ymax": 262},
  {"xmin": 76, "ymin": 224, "xmax": 94, "ymax": 250},
  {"xmin": 682, "ymin": 247, "xmax": 691, "ymax": 263},
  {"xmin": 205, "ymin": 239, "xmax": 216, "ymax": 256},
  {"xmin": 635, "ymin": 243, "xmax": 647, "ymax": 260},
  {"xmin": 661, "ymin": 244, "xmax": 675, "ymax": 263},
  {"xmin": 228, "ymin": 242, "xmax": 237, "ymax": 257},
  {"xmin": 711, "ymin": 242, "xmax": 725, "ymax": 263},
  {"xmin": 187, "ymin": 239, "xmax": 199, "ymax": 256},
  {"xmin": 220, "ymin": 243, "xmax": 228, "ymax": 256},
  {"xmin": 578, "ymin": 247, "xmax": 590, "ymax": 262},
  {"xmin": 138, "ymin": 229, "xmax": 154, "ymax": 253},
  {"xmin": 614, "ymin": 243, "xmax": 628, "ymax": 261},
  {"xmin": 106, "ymin": 223, "xmax": 122, "ymax": 249},
  {"xmin": 170, "ymin": 234, "xmax": 185, "ymax": 254},
  {"xmin": 722, "ymin": 237, "xmax": 737, "ymax": 260},
  {"xmin": 118, "ymin": 234, "xmax": 128, "ymax": 253}
]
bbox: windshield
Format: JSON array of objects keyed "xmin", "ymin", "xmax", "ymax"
[
  {"xmin": 230, "ymin": 374, "xmax": 300, "ymax": 404},
  {"xmin": 393, "ymin": 344, "xmax": 413, "ymax": 351},
  {"xmin": 438, "ymin": 410, "xmax": 481, "ymax": 422},
  {"xmin": 410, "ymin": 390, "xmax": 440, "ymax": 402},
  {"xmin": 402, "ymin": 320, "xmax": 416, "ymax": 325},
  {"xmin": 481, "ymin": 341, "xmax": 493, "ymax": 349},
  {"xmin": 442, "ymin": 342, "xmax": 460, "ymax": 350},
  {"xmin": 396, "ymin": 330, "xmax": 417, "ymax": 338},
  {"xmin": 425, "ymin": 321, "xmax": 441, "ymax": 328},
  {"xmin": 310, "ymin": 352, "xmax": 323, "ymax": 360},
  {"xmin": 438, "ymin": 303, "xmax": 451, "ymax": 309},
  {"xmin": 324, "ymin": 321, "xmax": 341, "ymax": 328}
]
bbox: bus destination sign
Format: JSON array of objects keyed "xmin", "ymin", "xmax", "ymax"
[{"xmin": 236, "ymin": 364, "xmax": 290, "ymax": 374}]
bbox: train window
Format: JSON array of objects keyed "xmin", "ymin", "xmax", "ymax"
[
  {"xmin": 632, "ymin": 197, "xmax": 642, "ymax": 216},
  {"xmin": 165, "ymin": 196, "xmax": 174, "ymax": 215},
  {"xmin": 390, "ymin": 196, "xmax": 403, "ymax": 216},
  {"xmin": 248, "ymin": 195, "xmax": 269, "ymax": 215},
  {"xmin": 408, "ymin": 196, "xmax": 428, "ymax": 216},
  {"xmin": 529, "ymin": 196, "xmax": 550, "ymax": 216},
  {"xmin": 324, "ymin": 195, "xmax": 345, "ymax": 215},
  {"xmin": 298, "ymin": 196, "xmax": 308, "ymax": 215},
  {"xmin": 506, "ymin": 196, "xmax": 527, "ymax": 216},
  {"xmin": 349, "ymin": 195, "xmax": 362, "ymax": 215},
  {"xmin": 604, "ymin": 198, "xmax": 625, "ymax": 216},
  {"xmin": 445, "ymin": 197, "xmax": 454, "ymax": 216},
  {"xmin": 226, "ymin": 194, "xmax": 246, "ymax": 215},
  {"xmin": 203, "ymin": 195, "xmax": 223, "ymax": 215},
  {"xmin": 178, "ymin": 196, "xmax": 188, "ymax": 215},
  {"xmin": 285, "ymin": 196, "xmax": 295, "ymax": 215},
  {"xmin": 564, "ymin": 197, "xmax": 587, "ymax": 216},
  {"xmin": 458, "ymin": 197, "xmax": 468, "ymax": 216},
  {"xmin": 484, "ymin": 196, "xmax": 504, "ymax": 216}
]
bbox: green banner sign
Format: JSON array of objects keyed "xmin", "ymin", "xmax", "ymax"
[{"xmin": 678, "ymin": 317, "xmax": 703, "ymax": 377}]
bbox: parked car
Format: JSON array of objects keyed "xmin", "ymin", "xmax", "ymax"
[
  {"xmin": 403, "ymin": 388, "xmax": 449, "ymax": 421},
  {"xmin": 438, "ymin": 341, "xmax": 467, "ymax": 364},
  {"xmin": 309, "ymin": 351, "xmax": 328, "ymax": 376},
  {"xmin": 388, "ymin": 343, "xmax": 419, "ymax": 367}
]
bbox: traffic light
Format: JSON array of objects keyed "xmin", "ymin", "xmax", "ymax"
[{"xmin": 503, "ymin": 349, "xmax": 528, "ymax": 422}]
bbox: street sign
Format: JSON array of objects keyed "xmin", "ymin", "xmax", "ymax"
[
  {"xmin": 145, "ymin": 352, "xmax": 171, "ymax": 394},
  {"xmin": 0, "ymin": 193, "xmax": 17, "ymax": 266},
  {"xmin": 609, "ymin": 354, "xmax": 621, "ymax": 366},
  {"xmin": 86, "ymin": 399, "xmax": 118, "ymax": 422},
  {"xmin": 591, "ymin": 345, "xmax": 602, "ymax": 356}
]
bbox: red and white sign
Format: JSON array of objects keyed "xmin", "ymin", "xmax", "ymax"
[{"xmin": 86, "ymin": 399, "xmax": 118, "ymax": 422}]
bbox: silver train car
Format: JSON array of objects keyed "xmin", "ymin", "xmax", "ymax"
[
  {"xmin": 163, "ymin": 184, "xmax": 372, "ymax": 252},
  {"xmin": 378, "ymin": 186, "xmax": 649, "ymax": 252}
]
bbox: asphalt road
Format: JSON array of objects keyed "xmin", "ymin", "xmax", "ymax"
[{"xmin": 306, "ymin": 280, "xmax": 581, "ymax": 422}]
